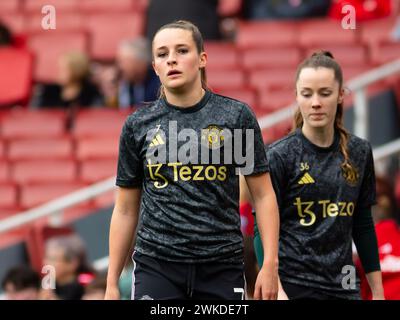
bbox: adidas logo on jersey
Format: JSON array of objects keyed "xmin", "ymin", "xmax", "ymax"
[
  {"xmin": 149, "ymin": 134, "xmax": 165, "ymax": 147},
  {"xmin": 298, "ymin": 172, "xmax": 315, "ymax": 184}
]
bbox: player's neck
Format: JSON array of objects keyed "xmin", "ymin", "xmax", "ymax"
[
  {"xmin": 302, "ymin": 125, "xmax": 334, "ymax": 148},
  {"xmin": 164, "ymin": 85, "xmax": 205, "ymax": 108}
]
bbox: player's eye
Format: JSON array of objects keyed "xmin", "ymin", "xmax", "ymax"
[
  {"xmin": 302, "ymin": 93, "xmax": 312, "ymax": 98},
  {"xmin": 178, "ymin": 48, "xmax": 188, "ymax": 54},
  {"xmin": 157, "ymin": 52, "xmax": 167, "ymax": 58},
  {"xmin": 320, "ymin": 92, "xmax": 332, "ymax": 97}
]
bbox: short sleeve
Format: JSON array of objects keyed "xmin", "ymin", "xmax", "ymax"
[
  {"xmin": 238, "ymin": 104, "xmax": 269, "ymax": 176},
  {"xmin": 266, "ymin": 145, "xmax": 286, "ymax": 209},
  {"xmin": 357, "ymin": 143, "xmax": 377, "ymax": 209},
  {"xmin": 116, "ymin": 118, "xmax": 143, "ymax": 188}
]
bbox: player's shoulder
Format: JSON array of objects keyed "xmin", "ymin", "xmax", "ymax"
[
  {"xmin": 123, "ymin": 100, "xmax": 163, "ymax": 128},
  {"xmin": 211, "ymin": 92, "xmax": 252, "ymax": 114},
  {"xmin": 347, "ymin": 133, "xmax": 371, "ymax": 149},
  {"xmin": 267, "ymin": 130, "xmax": 299, "ymax": 155},
  {"xmin": 347, "ymin": 133, "xmax": 372, "ymax": 156}
]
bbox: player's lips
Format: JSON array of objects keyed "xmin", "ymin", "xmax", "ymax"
[
  {"xmin": 310, "ymin": 113, "xmax": 325, "ymax": 117},
  {"xmin": 167, "ymin": 70, "xmax": 182, "ymax": 77}
]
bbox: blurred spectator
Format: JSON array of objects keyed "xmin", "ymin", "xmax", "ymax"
[
  {"xmin": 146, "ymin": 0, "xmax": 222, "ymax": 40},
  {"xmin": 40, "ymin": 234, "xmax": 94, "ymax": 300},
  {"xmin": 115, "ymin": 38, "xmax": 160, "ymax": 108},
  {"xmin": 0, "ymin": 22, "xmax": 12, "ymax": 46},
  {"xmin": 243, "ymin": 0, "xmax": 331, "ymax": 20},
  {"xmin": 91, "ymin": 63, "xmax": 119, "ymax": 108},
  {"xmin": 355, "ymin": 175, "xmax": 400, "ymax": 300},
  {"xmin": 1, "ymin": 265, "xmax": 41, "ymax": 300},
  {"xmin": 81, "ymin": 275, "xmax": 107, "ymax": 300},
  {"xmin": 32, "ymin": 52, "xmax": 103, "ymax": 109}
]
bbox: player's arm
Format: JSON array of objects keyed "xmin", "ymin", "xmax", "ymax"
[
  {"xmin": 352, "ymin": 206, "xmax": 384, "ymax": 300},
  {"xmin": 105, "ymin": 186, "xmax": 141, "ymax": 300},
  {"xmin": 245, "ymin": 172, "xmax": 279, "ymax": 300}
]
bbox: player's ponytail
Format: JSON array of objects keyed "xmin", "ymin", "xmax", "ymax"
[
  {"xmin": 294, "ymin": 51, "xmax": 358, "ymax": 180},
  {"xmin": 152, "ymin": 20, "xmax": 208, "ymax": 99}
]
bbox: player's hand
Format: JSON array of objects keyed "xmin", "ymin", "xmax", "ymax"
[
  {"xmin": 372, "ymin": 292, "xmax": 385, "ymax": 300},
  {"xmin": 104, "ymin": 284, "xmax": 121, "ymax": 300},
  {"xmin": 278, "ymin": 286, "xmax": 289, "ymax": 300},
  {"xmin": 253, "ymin": 263, "xmax": 278, "ymax": 300}
]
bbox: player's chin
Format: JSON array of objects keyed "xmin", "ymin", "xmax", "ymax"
[
  {"xmin": 307, "ymin": 119, "xmax": 329, "ymax": 128},
  {"xmin": 165, "ymin": 77, "xmax": 186, "ymax": 88}
]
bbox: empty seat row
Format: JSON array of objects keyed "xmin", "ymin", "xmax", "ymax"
[{"xmin": 0, "ymin": 0, "xmax": 148, "ymax": 13}]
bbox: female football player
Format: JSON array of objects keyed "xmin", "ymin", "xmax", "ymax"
[
  {"xmin": 105, "ymin": 20, "xmax": 280, "ymax": 300},
  {"xmin": 253, "ymin": 51, "xmax": 384, "ymax": 300}
]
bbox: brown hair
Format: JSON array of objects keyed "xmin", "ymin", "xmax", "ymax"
[
  {"xmin": 293, "ymin": 50, "xmax": 357, "ymax": 182},
  {"xmin": 152, "ymin": 20, "xmax": 208, "ymax": 98}
]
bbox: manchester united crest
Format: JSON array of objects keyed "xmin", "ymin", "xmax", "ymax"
[
  {"xmin": 342, "ymin": 166, "xmax": 359, "ymax": 186},
  {"xmin": 201, "ymin": 125, "xmax": 225, "ymax": 149}
]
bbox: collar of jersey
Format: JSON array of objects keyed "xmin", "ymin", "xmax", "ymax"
[
  {"xmin": 296, "ymin": 128, "xmax": 340, "ymax": 153},
  {"xmin": 161, "ymin": 90, "xmax": 211, "ymax": 113}
]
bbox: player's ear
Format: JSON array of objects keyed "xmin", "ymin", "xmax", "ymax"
[
  {"xmin": 338, "ymin": 87, "xmax": 344, "ymax": 104},
  {"xmin": 199, "ymin": 52, "xmax": 207, "ymax": 69}
]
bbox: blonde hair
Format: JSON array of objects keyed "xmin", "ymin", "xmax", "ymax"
[
  {"xmin": 60, "ymin": 51, "xmax": 90, "ymax": 83},
  {"xmin": 152, "ymin": 20, "xmax": 208, "ymax": 98},
  {"xmin": 293, "ymin": 51, "xmax": 357, "ymax": 181}
]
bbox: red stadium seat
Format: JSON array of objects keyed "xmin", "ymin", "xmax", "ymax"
[
  {"xmin": 78, "ymin": 0, "xmax": 135, "ymax": 12},
  {"xmin": 20, "ymin": 182, "xmax": 87, "ymax": 209},
  {"xmin": 25, "ymin": 13, "xmax": 86, "ymax": 32},
  {"xmin": 0, "ymin": 161, "xmax": 9, "ymax": 183},
  {"xmin": 298, "ymin": 19, "xmax": 357, "ymax": 47},
  {"xmin": 304, "ymin": 45, "xmax": 368, "ymax": 67},
  {"xmin": 1, "ymin": 110, "xmax": 66, "ymax": 139},
  {"xmin": 76, "ymin": 138, "xmax": 119, "ymax": 161},
  {"xmin": 249, "ymin": 68, "xmax": 295, "ymax": 91},
  {"xmin": 342, "ymin": 65, "xmax": 370, "ymax": 81},
  {"xmin": 79, "ymin": 159, "xmax": 117, "ymax": 183},
  {"xmin": 11, "ymin": 160, "xmax": 77, "ymax": 184},
  {"xmin": 259, "ymin": 89, "xmax": 294, "ymax": 113},
  {"xmin": 0, "ymin": 47, "xmax": 33, "ymax": 106},
  {"xmin": 214, "ymin": 88, "xmax": 257, "ymax": 108},
  {"xmin": 85, "ymin": 13, "xmax": 144, "ymax": 61},
  {"xmin": 0, "ymin": 13, "xmax": 26, "ymax": 34},
  {"xmin": 0, "ymin": 183, "xmax": 18, "ymax": 209},
  {"xmin": 27, "ymin": 31, "xmax": 88, "ymax": 83},
  {"xmin": 0, "ymin": 140, "xmax": 4, "ymax": 159},
  {"xmin": 370, "ymin": 41, "xmax": 400, "ymax": 65},
  {"xmin": 242, "ymin": 47, "xmax": 302, "ymax": 71},
  {"xmin": 0, "ymin": 0, "xmax": 20, "ymax": 12},
  {"xmin": 360, "ymin": 16, "xmax": 397, "ymax": 45},
  {"xmin": 72, "ymin": 109, "xmax": 129, "ymax": 138},
  {"xmin": 23, "ymin": 0, "xmax": 80, "ymax": 12},
  {"xmin": 0, "ymin": 208, "xmax": 22, "ymax": 218},
  {"xmin": 8, "ymin": 137, "xmax": 73, "ymax": 161},
  {"xmin": 207, "ymin": 69, "xmax": 245, "ymax": 91},
  {"xmin": 237, "ymin": 21, "xmax": 297, "ymax": 49},
  {"xmin": 204, "ymin": 42, "xmax": 239, "ymax": 70}
]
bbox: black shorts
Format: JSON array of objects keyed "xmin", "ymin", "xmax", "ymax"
[
  {"xmin": 131, "ymin": 251, "xmax": 246, "ymax": 300},
  {"xmin": 281, "ymin": 281, "xmax": 352, "ymax": 300}
]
